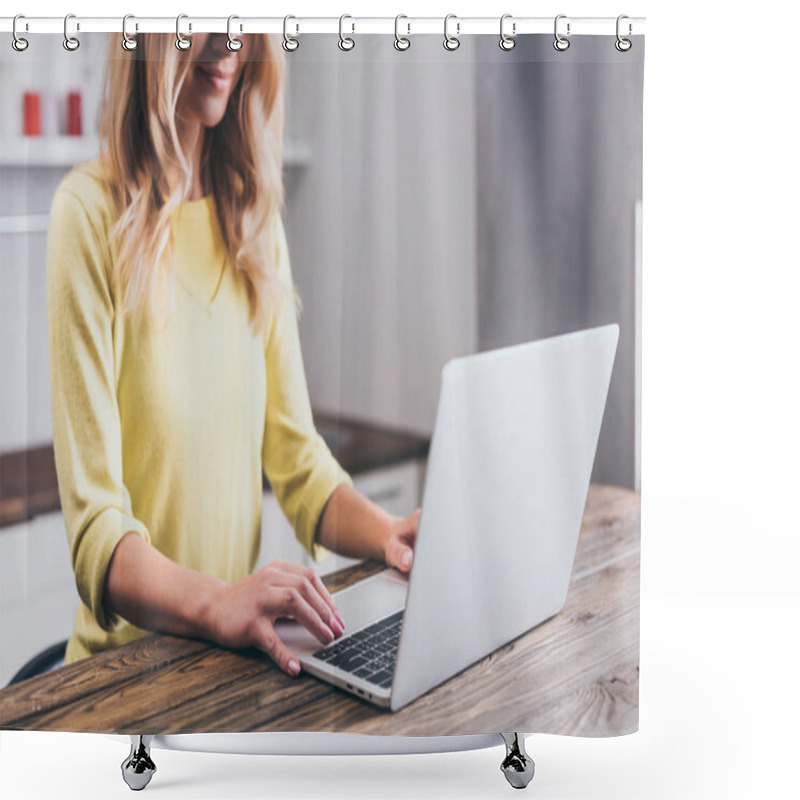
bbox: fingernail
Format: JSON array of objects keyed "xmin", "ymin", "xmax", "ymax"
[
  {"xmin": 288, "ymin": 659, "xmax": 301, "ymax": 676},
  {"xmin": 321, "ymin": 623, "xmax": 334, "ymax": 642},
  {"xmin": 336, "ymin": 612, "xmax": 346, "ymax": 630},
  {"xmin": 330, "ymin": 616, "xmax": 344, "ymax": 637},
  {"xmin": 403, "ymin": 551, "xmax": 412, "ymax": 568}
]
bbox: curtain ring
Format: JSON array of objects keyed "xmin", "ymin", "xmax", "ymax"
[
  {"xmin": 394, "ymin": 14, "xmax": 410, "ymax": 51},
  {"xmin": 175, "ymin": 14, "xmax": 191, "ymax": 51},
  {"xmin": 443, "ymin": 13, "xmax": 460, "ymax": 51},
  {"xmin": 227, "ymin": 15, "xmax": 242, "ymax": 51},
  {"xmin": 499, "ymin": 13, "xmax": 515, "ymax": 51},
  {"xmin": 615, "ymin": 14, "xmax": 632, "ymax": 52},
  {"xmin": 283, "ymin": 15, "xmax": 299, "ymax": 51},
  {"xmin": 553, "ymin": 14, "xmax": 570, "ymax": 52},
  {"xmin": 12, "ymin": 14, "xmax": 29, "ymax": 52},
  {"xmin": 63, "ymin": 13, "xmax": 80, "ymax": 51},
  {"xmin": 338, "ymin": 14, "xmax": 355, "ymax": 51},
  {"xmin": 121, "ymin": 14, "xmax": 138, "ymax": 51}
]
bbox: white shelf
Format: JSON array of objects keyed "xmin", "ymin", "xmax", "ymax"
[
  {"xmin": 0, "ymin": 214, "xmax": 51, "ymax": 235},
  {"xmin": 0, "ymin": 136, "xmax": 312, "ymax": 170},
  {"xmin": 0, "ymin": 138, "xmax": 314, "ymax": 233},
  {"xmin": 0, "ymin": 136, "xmax": 99, "ymax": 168}
]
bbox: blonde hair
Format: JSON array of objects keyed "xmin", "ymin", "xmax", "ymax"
[{"xmin": 97, "ymin": 33, "xmax": 287, "ymax": 331}]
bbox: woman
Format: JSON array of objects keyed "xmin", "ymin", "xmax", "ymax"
[{"xmin": 46, "ymin": 32, "xmax": 419, "ymax": 676}]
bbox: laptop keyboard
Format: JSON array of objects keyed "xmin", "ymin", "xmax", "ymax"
[{"xmin": 312, "ymin": 610, "xmax": 404, "ymax": 689}]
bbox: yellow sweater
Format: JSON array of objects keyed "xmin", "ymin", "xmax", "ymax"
[{"xmin": 46, "ymin": 161, "xmax": 352, "ymax": 665}]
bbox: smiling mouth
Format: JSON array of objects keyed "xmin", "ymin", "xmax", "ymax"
[{"xmin": 196, "ymin": 65, "xmax": 236, "ymax": 91}]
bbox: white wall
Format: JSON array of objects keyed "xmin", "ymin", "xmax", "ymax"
[{"xmin": 283, "ymin": 35, "xmax": 479, "ymax": 436}]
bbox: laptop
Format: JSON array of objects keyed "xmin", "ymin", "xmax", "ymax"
[{"xmin": 274, "ymin": 323, "xmax": 619, "ymax": 711}]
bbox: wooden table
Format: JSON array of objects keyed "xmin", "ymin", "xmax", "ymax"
[{"xmin": 0, "ymin": 484, "xmax": 639, "ymax": 737}]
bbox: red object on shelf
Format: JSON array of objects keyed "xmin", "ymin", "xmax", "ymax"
[
  {"xmin": 23, "ymin": 92, "xmax": 41, "ymax": 136},
  {"xmin": 67, "ymin": 91, "xmax": 82, "ymax": 136}
]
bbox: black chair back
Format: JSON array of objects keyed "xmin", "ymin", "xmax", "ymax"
[{"xmin": 7, "ymin": 640, "xmax": 68, "ymax": 686}]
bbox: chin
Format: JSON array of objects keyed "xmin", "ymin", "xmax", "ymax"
[
  {"xmin": 197, "ymin": 107, "xmax": 229, "ymax": 129},
  {"xmin": 203, "ymin": 116, "xmax": 228, "ymax": 129}
]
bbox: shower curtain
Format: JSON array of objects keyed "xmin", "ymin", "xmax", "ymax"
[{"xmin": 0, "ymin": 24, "xmax": 643, "ymax": 740}]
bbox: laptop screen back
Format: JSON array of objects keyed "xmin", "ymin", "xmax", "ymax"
[{"xmin": 391, "ymin": 324, "xmax": 619, "ymax": 711}]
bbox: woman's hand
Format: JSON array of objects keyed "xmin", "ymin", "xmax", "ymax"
[
  {"xmin": 316, "ymin": 485, "xmax": 421, "ymax": 572},
  {"xmin": 206, "ymin": 560, "xmax": 346, "ymax": 677},
  {"xmin": 383, "ymin": 508, "xmax": 421, "ymax": 573}
]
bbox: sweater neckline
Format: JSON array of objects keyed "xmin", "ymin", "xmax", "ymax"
[
  {"xmin": 172, "ymin": 195, "xmax": 227, "ymax": 310},
  {"xmin": 175, "ymin": 194, "xmax": 214, "ymax": 220}
]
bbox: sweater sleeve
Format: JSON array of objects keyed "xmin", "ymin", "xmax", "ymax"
[
  {"xmin": 45, "ymin": 183, "xmax": 152, "ymax": 633},
  {"xmin": 261, "ymin": 215, "xmax": 353, "ymax": 562}
]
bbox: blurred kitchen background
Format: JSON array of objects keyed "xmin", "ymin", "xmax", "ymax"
[{"xmin": 0, "ymin": 34, "xmax": 642, "ymax": 684}]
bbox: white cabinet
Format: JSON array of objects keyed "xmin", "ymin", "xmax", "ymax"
[
  {"xmin": 0, "ymin": 512, "xmax": 80, "ymax": 686},
  {"xmin": 256, "ymin": 459, "xmax": 425, "ymax": 577}
]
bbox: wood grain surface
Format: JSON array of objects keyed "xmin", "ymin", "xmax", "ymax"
[{"xmin": 0, "ymin": 484, "xmax": 639, "ymax": 736}]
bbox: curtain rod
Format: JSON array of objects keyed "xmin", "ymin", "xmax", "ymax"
[{"xmin": 0, "ymin": 16, "xmax": 646, "ymax": 37}]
